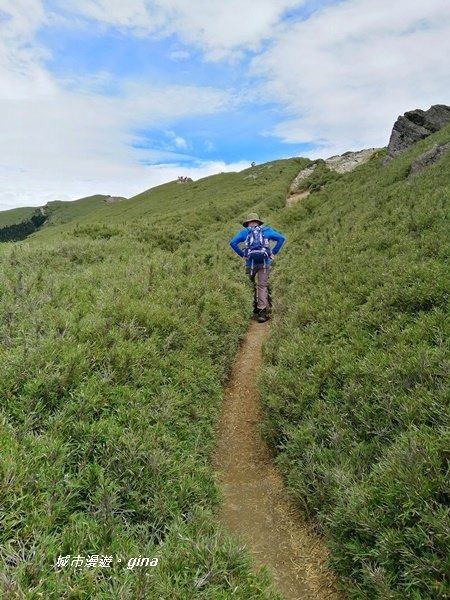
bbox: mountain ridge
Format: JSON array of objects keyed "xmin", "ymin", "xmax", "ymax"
[{"xmin": 2, "ymin": 103, "xmax": 449, "ymax": 243}]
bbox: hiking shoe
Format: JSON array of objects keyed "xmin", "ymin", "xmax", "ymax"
[{"xmin": 257, "ymin": 309, "xmax": 269, "ymax": 323}]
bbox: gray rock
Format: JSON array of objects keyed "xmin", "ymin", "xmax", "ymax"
[
  {"xmin": 104, "ymin": 195, "xmax": 127, "ymax": 203},
  {"xmin": 289, "ymin": 164, "xmax": 317, "ymax": 193},
  {"xmin": 289, "ymin": 148, "xmax": 379, "ymax": 195},
  {"xmin": 324, "ymin": 148, "xmax": 379, "ymax": 173},
  {"xmin": 409, "ymin": 142, "xmax": 450, "ymax": 175},
  {"xmin": 386, "ymin": 104, "xmax": 450, "ymax": 160}
]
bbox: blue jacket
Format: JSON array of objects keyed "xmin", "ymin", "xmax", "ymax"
[{"xmin": 229, "ymin": 225, "xmax": 286, "ymax": 267}]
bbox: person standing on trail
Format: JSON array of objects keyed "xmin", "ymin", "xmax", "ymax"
[{"xmin": 229, "ymin": 213, "xmax": 285, "ymax": 323}]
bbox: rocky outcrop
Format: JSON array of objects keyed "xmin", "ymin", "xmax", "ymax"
[
  {"xmin": 409, "ymin": 142, "xmax": 450, "ymax": 176},
  {"xmin": 324, "ymin": 148, "xmax": 379, "ymax": 174},
  {"xmin": 288, "ymin": 148, "xmax": 378, "ymax": 196},
  {"xmin": 104, "ymin": 195, "xmax": 127, "ymax": 203},
  {"xmin": 289, "ymin": 164, "xmax": 318, "ymax": 193},
  {"xmin": 386, "ymin": 104, "xmax": 450, "ymax": 161}
]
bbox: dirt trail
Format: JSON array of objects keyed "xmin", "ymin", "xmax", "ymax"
[{"xmin": 214, "ymin": 320, "xmax": 343, "ymax": 600}]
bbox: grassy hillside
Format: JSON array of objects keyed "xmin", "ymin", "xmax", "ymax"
[
  {"xmin": 0, "ymin": 206, "xmax": 37, "ymax": 228},
  {"xmin": 0, "ymin": 195, "xmax": 120, "ymax": 242},
  {"xmin": 26, "ymin": 161, "xmax": 299, "ymax": 243},
  {"xmin": 1, "ymin": 129, "xmax": 448, "ymax": 598},
  {"xmin": 43, "ymin": 195, "xmax": 116, "ymax": 226},
  {"xmin": 0, "ymin": 158, "xmax": 305, "ymax": 598},
  {"xmin": 261, "ymin": 128, "xmax": 450, "ymax": 598}
]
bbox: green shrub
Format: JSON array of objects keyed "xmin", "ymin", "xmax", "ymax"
[
  {"xmin": 0, "ymin": 159, "xmax": 301, "ymax": 597},
  {"xmin": 260, "ymin": 127, "xmax": 450, "ymax": 598}
]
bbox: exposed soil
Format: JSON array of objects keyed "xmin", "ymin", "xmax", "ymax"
[
  {"xmin": 286, "ymin": 191, "xmax": 310, "ymax": 207},
  {"xmin": 214, "ymin": 320, "xmax": 344, "ymax": 600}
]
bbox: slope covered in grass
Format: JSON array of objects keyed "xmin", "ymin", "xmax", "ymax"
[
  {"xmin": 3, "ymin": 127, "xmax": 447, "ymax": 598},
  {"xmin": 0, "ymin": 158, "xmax": 305, "ymax": 598},
  {"xmin": 43, "ymin": 195, "xmax": 116, "ymax": 226},
  {"xmin": 28, "ymin": 161, "xmax": 300, "ymax": 244},
  {"xmin": 261, "ymin": 128, "xmax": 450, "ymax": 599},
  {"xmin": 0, "ymin": 206, "xmax": 37, "ymax": 228},
  {"xmin": 0, "ymin": 195, "xmax": 117, "ymax": 242}
]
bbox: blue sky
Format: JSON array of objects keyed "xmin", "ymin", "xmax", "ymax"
[
  {"xmin": 0, "ymin": 0, "xmax": 449, "ymax": 210},
  {"xmin": 36, "ymin": 11, "xmax": 312, "ymax": 162}
]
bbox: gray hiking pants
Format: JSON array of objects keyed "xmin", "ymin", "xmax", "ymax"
[{"xmin": 246, "ymin": 265, "xmax": 271, "ymax": 310}]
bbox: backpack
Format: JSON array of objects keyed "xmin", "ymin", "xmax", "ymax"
[{"xmin": 244, "ymin": 225, "xmax": 271, "ymax": 266}]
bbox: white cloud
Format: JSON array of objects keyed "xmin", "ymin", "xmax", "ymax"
[
  {"xmin": 161, "ymin": 0, "xmax": 305, "ymax": 60},
  {"xmin": 174, "ymin": 136, "xmax": 188, "ymax": 149},
  {"xmin": 0, "ymin": 1, "xmax": 241, "ymax": 210},
  {"xmin": 1, "ymin": 0, "xmax": 45, "ymax": 37},
  {"xmin": 0, "ymin": 158, "xmax": 250, "ymax": 211},
  {"xmin": 58, "ymin": 0, "xmax": 305, "ymax": 59},
  {"xmin": 0, "ymin": 0, "xmax": 55, "ymax": 100},
  {"xmin": 0, "ymin": 81, "xmax": 237, "ymax": 210},
  {"xmin": 252, "ymin": 0, "xmax": 450, "ymax": 156},
  {"xmin": 169, "ymin": 48, "xmax": 191, "ymax": 61}
]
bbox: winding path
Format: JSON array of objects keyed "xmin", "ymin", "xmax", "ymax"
[{"xmin": 214, "ymin": 320, "xmax": 343, "ymax": 599}]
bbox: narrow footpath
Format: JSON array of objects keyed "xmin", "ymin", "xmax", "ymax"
[{"xmin": 214, "ymin": 320, "xmax": 343, "ymax": 600}]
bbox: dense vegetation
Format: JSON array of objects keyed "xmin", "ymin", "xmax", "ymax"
[
  {"xmin": 0, "ymin": 159, "xmax": 304, "ymax": 598},
  {"xmin": 261, "ymin": 127, "xmax": 450, "ymax": 599},
  {"xmin": 0, "ymin": 211, "xmax": 47, "ymax": 242},
  {"xmin": 0, "ymin": 195, "xmax": 116, "ymax": 243},
  {"xmin": 1, "ymin": 124, "xmax": 448, "ymax": 598},
  {"xmin": 0, "ymin": 206, "xmax": 38, "ymax": 229}
]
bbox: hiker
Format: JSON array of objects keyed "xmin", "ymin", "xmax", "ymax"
[{"xmin": 229, "ymin": 213, "xmax": 285, "ymax": 323}]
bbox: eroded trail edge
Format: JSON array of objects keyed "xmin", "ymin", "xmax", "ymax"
[{"xmin": 214, "ymin": 320, "xmax": 343, "ymax": 600}]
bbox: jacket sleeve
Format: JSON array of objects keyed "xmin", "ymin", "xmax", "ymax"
[
  {"xmin": 266, "ymin": 228, "xmax": 286, "ymax": 255},
  {"xmin": 229, "ymin": 229, "xmax": 247, "ymax": 257}
]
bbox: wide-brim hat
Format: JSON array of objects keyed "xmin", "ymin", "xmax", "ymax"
[{"xmin": 242, "ymin": 212, "xmax": 264, "ymax": 227}]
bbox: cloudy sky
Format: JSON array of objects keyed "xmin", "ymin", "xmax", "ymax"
[{"xmin": 1, "ymin": 0, "xmax": 449, "ymax": 210}]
